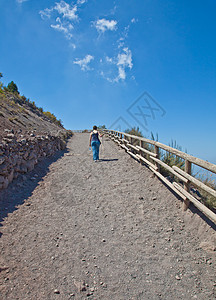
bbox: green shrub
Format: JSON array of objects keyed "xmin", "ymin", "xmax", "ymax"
[
  {"xmin": 98, "ymin": 125, "xmax": 106, "ymax": 130},
  {"xmin": 6, "ymin": 81, "xmax": 19, "ymax": 94},
  {"xmin": 125, "ymin": 126, "xmax": 143, "ymax": 138},
  {"xmin": 43, "ymin": 111, "xmax": 63, "ymax": 127},
  {"xmin": 195, "ymin": 173, "xmax": 216, "ymax": 211},
  {"xmin": 125, "ymin": 127, "xmax": 144, "ymax": 146},
  {"xmin": 159, "ymin": 140, "xmax": 185, "ymax": 178},
  {"xmin": 0, "ymin": 73, "xmax": 3, "ymax": 92},
  {"xmin": 20, "ymin": 95, "xmax": 27, "ymax": 102}
]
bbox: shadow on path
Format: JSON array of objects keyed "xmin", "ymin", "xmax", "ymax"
[
  {"xmin": 128, "ymin": 154, "xmax": 216, "ymax": 231},
  {"xmin": 99, "ymin": 159, "xmax": 119, "ymax": 162},
  {"xmin": 188, "ymin": 204, "xmax": 216, "ymax": 231},
  {"xmin": 0, "ymin": 148, "xmax": 68, "ymax": 238}
]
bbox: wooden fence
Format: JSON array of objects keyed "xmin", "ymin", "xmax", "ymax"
[
  {"xmin": 104, "ymin": 129, "xmax": 216, "ymax": 224},
  {"xmin": 72, "ymin": 130, "xmax": 90, "ymax": 133}
]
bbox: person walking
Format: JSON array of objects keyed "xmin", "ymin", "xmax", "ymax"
[{"xmin": 89, "ymin": 126, "xmax": 103, "ymax": 161}]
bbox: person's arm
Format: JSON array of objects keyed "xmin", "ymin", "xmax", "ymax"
[
  {"xmin": 98, "ymin": 131, "xmax": 104, "ymax": 137},
  {"xmin": 89, "ymin": 133, "xmax": 92, "ymax": 146}
]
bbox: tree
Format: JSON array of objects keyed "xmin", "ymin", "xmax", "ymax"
[
  {"xmin": 98, "ymin": 125, "xmax": 106, "ymax": 129},
  {"xmin": 0, "ymin": 72, "xmax": 3, "ymax": 79},
  {"xmin": 7, "ymin": 81, "xmax": 19, "ymax": 94}
]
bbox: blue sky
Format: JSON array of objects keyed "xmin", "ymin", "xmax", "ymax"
[{"xmin": 0, "ymin": 0, "xmax": 216, "ymax": 164}]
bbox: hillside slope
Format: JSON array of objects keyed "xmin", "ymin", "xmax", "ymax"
[{"xmin": 0, "ymin": 91, "xmax": 69, "ymax": 142}]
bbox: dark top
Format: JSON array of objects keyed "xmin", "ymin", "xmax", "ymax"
[{"xmin": 91, "ymin": 131, "xmax": 100, "ymax": 142}]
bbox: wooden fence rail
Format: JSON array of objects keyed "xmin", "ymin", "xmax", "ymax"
[{"xmin": 104, "ymin": 129, "xmax": 216, "ymax": 224}]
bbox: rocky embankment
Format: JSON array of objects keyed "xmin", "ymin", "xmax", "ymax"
[
  {"xmin": 0, "ymin": 130, "xmax": 71, "ymax": 190},
  {"xmin": 0, "ymin": 91, "xmax": 72, "ymax": 190}
]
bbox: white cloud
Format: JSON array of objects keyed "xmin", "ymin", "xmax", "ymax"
[
  {"xmin": 100, "ymin": 71, "xmax": 114, "ymax": 83},
  {"xmin": 50, "ymin": 17, "xmax": 73, "ymax": 39},
  {"xmin": 101, "ymin": 48, "xmax": 133, "ymax": 83},
  {"xmin": 51, "ymin": 23, "xmax": 67, "ymax": 34},
  {"xmin": 94, "ymin": 18, "xmax": 117, "ymax": 33},
  {"xmin": 40, "ymin": 1, "xmax": 81, "ymax": 43},
  {"xmin": 69, "ymin": 43, "xmax": 76, "ymax": 49},
  {"xmin": 77, "ymin": 0, "xmax": 87, "ymax": 4},
  {"xmin": 16, "ymin": 0, "xmax": 28, "ymax": 3},
  {"xmin": 117, "ymin": 47, "xmax": 133, "ymax": 69},
  {"xmin": 117, "ymin": 66, "xmax": 126, "ymax": 80},
  {"xmin": 40, "ymin": 1, "xmax": 79, "ymax": 21},
  {"xmin": 110, "ymin": 5, "xmax": 117, "ymax": 15},
  {"xmin": 115, "ymin": 48, "xmax": 132, "ymax": 82},
  {"xmin": 73, "ymin": 55, "xmax": 94, "ymax": 71},
  {"xmin": 117, "ymin": 18, "xmax": 137, "ymax": 49},
  {"xmin": 39, "ymin": 8, "xmax": 53, "ymax": 19},
  {"xmin": 54, "ymin": 1, "xmax": 78, "ymax": 20},
  {"xmin": 106, "ymin": 56, "xmax": 113, "ymax": 63}
]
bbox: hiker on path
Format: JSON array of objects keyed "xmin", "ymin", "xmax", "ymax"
[{"xmin": 89, "ymin": 126, "xmax": 103, "ymax": 161}]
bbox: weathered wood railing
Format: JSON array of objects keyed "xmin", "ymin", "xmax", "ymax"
[{"xmin": 104, "ymin": 129, "xmax": 216, "ymax": 224}]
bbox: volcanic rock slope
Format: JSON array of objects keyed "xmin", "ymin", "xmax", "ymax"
[{"xmin": 0, "ymin": 92, "xmax": 67, "ymax": 141}]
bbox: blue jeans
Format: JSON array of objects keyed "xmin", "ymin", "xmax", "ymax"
[{"xmin": 91, "ymin": 141, "xmax": 100, "ymax": 160}]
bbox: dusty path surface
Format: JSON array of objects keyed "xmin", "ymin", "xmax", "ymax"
[{"xmin": 0, "ymin": 133, "xmax": 215, "ymax": 300}]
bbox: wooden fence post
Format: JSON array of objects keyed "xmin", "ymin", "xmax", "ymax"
[
  {"xmin": 124, "ymin": 135, "xmax": 127, "ymax": 144},
  {"xmin": 154, "ymin": 145, "xmax": 160, "ymax": 172},
  {"xmin": 120, "ymin": 133, "xmax": 123, "ymax": 143},
  {"xmin": 139, "ymin": 140, "xmax": 144, "ymax": 165},
  {"xmin": 140, "ymin": 140, "xmax": 143, "ymax": 154},
  {"xmin": 183, "ymin": 159, "xmax": 191, "ymax": 210}
]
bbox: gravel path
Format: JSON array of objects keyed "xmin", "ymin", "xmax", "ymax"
[{"xmin": 0, "ymin": 133, "xmax": 215, "ymax": 300}]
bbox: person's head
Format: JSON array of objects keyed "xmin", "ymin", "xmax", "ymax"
[{"xmin": 93, "ymin": 125, "xmax": 97, "ymax": 130}]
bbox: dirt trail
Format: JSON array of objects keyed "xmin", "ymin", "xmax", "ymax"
[{"xmin": 0, "ymin": 133, "xmax": 215, "ymax": 300}]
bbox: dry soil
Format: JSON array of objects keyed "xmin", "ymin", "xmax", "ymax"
[{"xmin": 0, "ymin": 133, "xmax": 215, "ymax": 300}]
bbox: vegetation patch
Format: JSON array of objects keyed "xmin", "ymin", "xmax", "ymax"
[{"xmin": 0, "ymin": 72, "xmax": 64, "ymax": 128}]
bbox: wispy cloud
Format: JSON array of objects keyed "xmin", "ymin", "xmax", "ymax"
[
  {"xmin": 39, "ymin": 1, "xmax": 85, "ymax": 43},
  {"xmin": 40, "ymin": 1, "xmax": 135, "ymax": 83},
  {"xmin": 73, "ymin": 54, "xmax": 94, "ymax": 71},
  {"xmin": 115, "ymin": 48, "xmax": 133, "ymax": 81},
  {"xmin": 131, "ymin": 18, "xmax": 137, "ymax": 24},
  {"xmin": 39, "ymin": 8, "xmax": 53, "ymax": 20},
  {"xmin": 100, "ymin": 48, "xmax": 133, "ymax": 83},
  {"xmin": 93, "ymin": 18, "xmax": 117, "ymax": 33},
  {"xmin": 51, "ymin": 17, "xmax": 73, "ymax": 40},
  {"xmin": 16, "ymin": 0, "xmax": 28, "ymax": 3},
  {"xmin": 40, "ymin": 1, "xmax": 78, "ymax": 20},
  {"xmin": 117, "ymin": 18, "xmax": 137, "ymax": 49},
  {"xmin": 77, "ymin": 0, "xmax": 87, "ymax": 4},
  {"xmin": 106, "ymin": 56, "xmax": 113, "ymax": 63}
]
